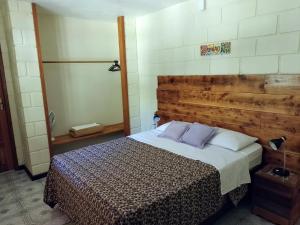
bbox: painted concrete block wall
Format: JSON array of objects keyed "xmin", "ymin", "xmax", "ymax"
[
  {"xmin": 125, "ymin": 18, "xmax": 141, "ymax": 134},
  {"xmin": 0, "ymin": 5, "xmax": 24, "ymax": 165},
  {"xmin": 2, "ymin": 0, "xmax": 50, "ymax": 175},
  {"xmin": 136, "ymin": 0, "xmax": 300, "ymax": 131}
]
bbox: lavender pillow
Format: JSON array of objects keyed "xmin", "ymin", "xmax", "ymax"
[
  {"xmin": 180, "ymin": 123, "xmax": 216, "ymax": 148},
  {"xmin": 158, "ymin": 121, "xmax": 189, "ymax": 141}
]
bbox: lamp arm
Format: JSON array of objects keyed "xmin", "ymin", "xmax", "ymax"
[{"xmin": 281, "ymin": 143, "xmax": 286, "ymax": 172}]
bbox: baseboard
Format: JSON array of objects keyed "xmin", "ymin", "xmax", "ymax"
[
  {"xmin": 16, "ymin": 165, "xmax": 25, "ymax": 170},
  {"xmin": 16, "ymin": 164, "xmax": 47, "ymax": 181}
]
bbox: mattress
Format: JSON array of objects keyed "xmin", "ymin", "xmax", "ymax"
[
  {"xmin": 130, "ymin": 129, "xmax": 263, "ymax": 195},
  {"xmin": 239, "ymin": 142, "xmax": 263, "ymax": 170}
]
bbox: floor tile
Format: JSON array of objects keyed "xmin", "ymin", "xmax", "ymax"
[
  {"xmin": 27, "ymin": 203, "xmax": 65, "ymax": 224},
  {"xmin": 0, "ymin": 169, "xmax": 299, "ymax": 225},
  {"xmin": 12, "ymin": 178, "xmax": 37, "ymax": 188},
  {"xmin": 0, "ymin": 191, "xmax": 17, "ymax": 205},
  {"xmin": 39, "ymin": 177, "xmax": 47, "ymax": 186},
  {"xmin": 0, "ymin": 202, "xmax": 24, "ymax": 221},
  {"xmin": 15, "ymin": 182, "xmax": 44, "ymax": 198},
  {"xmin": 0, "ymin": 215, "xmax": 27, "ymax": 225},
  {"xmin": 0, "ymin": 172, "xmax": 9, "ymax": 184},
  {"xmin": 20, "ymin": 192, "xmax": 45, "ymax": 210},
  {"xmin": 0, "ymin": 182, "xmax": 14, "ymax": 194}
]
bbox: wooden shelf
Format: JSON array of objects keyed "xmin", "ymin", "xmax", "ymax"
[{"xmin": 52, "ymin": 123, "xmax": 124, "ymax": 146}]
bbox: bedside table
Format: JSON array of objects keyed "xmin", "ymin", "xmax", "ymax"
[{"xmin": 252, "ymin": 164, "xmax": 300, "ymax": 225}]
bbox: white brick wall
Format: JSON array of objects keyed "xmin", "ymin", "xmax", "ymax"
[
  {"xmin": 30, "ymin": 149, "xmax": 50, "ymax": 165},
  {"xmin": 2, "ymin": 0, "xmax": 50, "ymax": 175},
  {"xmin": 195, "ymin": 8, "xmax": 221, "ymax": 27},
  {"xmin": 240, "ymin": 56, "xmax": 279, "ymax": 74},
  {"xmin": 280, "ymin": 54, "xmax": 300, "ymax": 73},
  {"xmin": 256, "ymin": 33, "xmax": 299, "ymax": 55},
  {"xmin": 28, "ymin": 135, "xmax": 48, "ymax": 152},
  {"xmin": 279, "ymin": 8, "xmax": 300, "ymax": 33},
  {"xmin": 18, "ymin": 77, "xmax": 42, "ymax": 92},
  {"xmin": 228, "ymin": 39, "xmax": 256, "ymax": 57},
  {"xmin": 3, "ymin": 0, "xmax": 300, "ymax": 170},
  {"xmin": 0, "ymin": 5, "xmax": 24, "ymax": 165},
  {"xmin": 31, "ymin": 162, "xmax": 50, "ymax": 175},
  {"xmin": 210, "ymin": 58, "xmax": 239, "ymax": 74},
  {"xmin": 21, "ymin": 93, "xmax": 31, "ymax": 107},
  {"xmin": 25, "ymin": 123, "xmax": 35, "ymax": 137},
  {"xmin": 207, "ymin": 23, "xmax": 238, "ymax": 42},
  {"xmin": 26, "ymin": 62, "xmax": 39, "ymax": 76},
  {"xmin": 239, "ymin": 15, "xmax": 277, "ymax": 38},
  {"xmin": 206, "ymin": 0, "xmax": 240, "ymax": 9},
  {"xmin": 25, "ymin": 121, "xmax": 47, "ymax": 137},
  {"xmin": 9, "ymin": 12, "xmax": 34, "ymax": 29},
  {"xmin": 125, "ymin": 18, "xmax": 141, "ymax": 134},
  {"xmin": 30, "ymin": 92, "xmax": 43, "ymax": 106},
  {"xmin": 183, "ymin": 26, "xmax": 207, "ymax": 45},
  {"xmin": 173, "ymin": 46, "xmax": 195, "ymax": 62},
  {"xmin": 23, "ymin": 107, "xmax": 45, "ymax": 122},
  {"xmin": 222, "ymin": 0, "xmax": 256, "ymax": 23},
  {"xmin": 16, "ymin": 62, "xmax": 26, "ymax": 76},
  {"xmin": 14, "ymin": 46, "xmax": 38, "ymax": 61},
  {"xmin": 257, "ymin": 0, "xmax": 300, "ymax": 15},
  {"xmin": 136, "ymin": 0, "xmax": 300, "ymax": 131},
  {"xmin": 184, "ymin": 60, "xmax": 210, "ymax": 75},
  {"xmin": 35, "ymin": 122, "xmax": 47, "ymax": 135}
]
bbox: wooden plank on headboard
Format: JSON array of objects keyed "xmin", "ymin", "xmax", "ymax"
[
  {"xmin": 158, "ymin": 75, "xmax": 266, "ymax": 93},
  {"xmin": 158, "ymin": 103, "xmax": 261, "ymax": 127},
  {"xmin": 156, "ymin": 75, "xmax": 300, "ymax": 155},
  {"xmin": 157, "ymin": 90, "xmax": 300, "ymax": 116},
  {"xmin": 264, "ymin": 75, "xmax": 300, "ymax": 95}
]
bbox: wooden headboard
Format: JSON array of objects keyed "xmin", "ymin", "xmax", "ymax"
[{"xmin": 157, "ymin": 75, "xmax": 300, "ymax": 171}]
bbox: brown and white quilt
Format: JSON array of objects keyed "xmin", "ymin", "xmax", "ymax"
[{"xmin": 44, "ymin": 137, "xmax": 242, "ymax": 225}]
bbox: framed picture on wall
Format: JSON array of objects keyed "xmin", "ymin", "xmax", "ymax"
[{"xmin": 200, "ymin": 42, "xmax": 231, "ymax": 56}]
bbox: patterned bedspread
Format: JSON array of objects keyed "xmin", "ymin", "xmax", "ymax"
[{"xmin": 44, "ymin": 137, "xmax": 225, "ymax": 225}]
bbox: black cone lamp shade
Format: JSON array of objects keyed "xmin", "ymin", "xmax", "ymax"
[
  {"xmin": 269, "ymin": 136, "xmax": 286, "ymax": 150},
  {"xmin": 153, "ymin": 113, "xmax": 160, "ymax": 128},
  {"xmin": 269, "ymin": 136, "xmax": 289, "ymax": 177},
  {"xmin": 108, "ymin": 60, "xmax": 121, "ymax": 72}
]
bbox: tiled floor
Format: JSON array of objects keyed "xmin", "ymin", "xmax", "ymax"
[
  {"xmin": 0, "ymin": 170, "xmax": 71, "ymax": 225},
  {"xmin": 0, "ymin": 169, "xmax": 299, "ymax": 225}
]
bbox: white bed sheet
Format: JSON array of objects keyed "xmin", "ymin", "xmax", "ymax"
[{"xmin": 130, "ymin": 129, "xmax": 262, "ymax": 195}]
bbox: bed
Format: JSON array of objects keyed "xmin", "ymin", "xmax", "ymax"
[
  {"xmin": 44, "ymin": 74, "xmax": 300, "ymax": 225},
  {"xmin": 44, "ymin": 126, "xmax": 262, "ymax": 225}
]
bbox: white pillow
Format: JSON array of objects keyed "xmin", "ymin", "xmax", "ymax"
[
  {"xmin": 156, "ymin": 121, "xmax": 191, "ymax": 132},
  {"xmin": 156, "ymin": 122, "xmax": 172, "ymax": 132},
  {"xmin": 208, "ymin": 129, "xmax": 258, "ymax": 151}
]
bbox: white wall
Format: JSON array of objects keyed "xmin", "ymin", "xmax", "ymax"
[
  {"xmin": 136, "ymin": 0, "xmax": 300, "ymax": 131},
  {"xmin": 3, "ymin": 0, "xmax": 300, "ymax": 174},
  {"xmin": 1, "ymin": 0, "xmax": 50, "ymax": 175},
  {"xmin": 0, "ymin": 4, "xmax": 24, "ymax": 165},
  {"xmin": 38, "ymin": 13, "xmax": 123, "ymax": 136},
  {"xmin": 125, "ymin": 18, "xmax": 141, "ymax": 134}
]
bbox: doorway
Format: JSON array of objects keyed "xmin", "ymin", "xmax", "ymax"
[{"xmin": 0, "ymin": 45, "xmax": 17, "ymax": 172}]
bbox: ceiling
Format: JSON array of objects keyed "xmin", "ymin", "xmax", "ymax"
[{"xmin": 33, "ymin": 0, "xmax": 190, "ymax": 20}]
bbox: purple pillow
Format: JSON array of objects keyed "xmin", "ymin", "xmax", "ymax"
[
  {"xmin": 180, "ymin": 123, "xmax": 216, "ymax": 148},
  {"xmin": 158, "ymin": 121, "xmax": 189, "ymax": 141}
]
